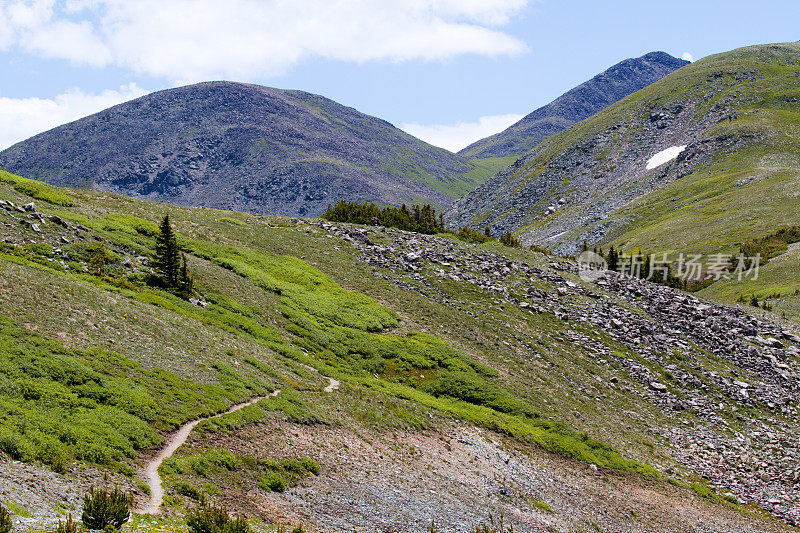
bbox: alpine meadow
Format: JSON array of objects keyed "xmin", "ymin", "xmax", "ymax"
[{"xmin": 1, "ymin": 3, "xmax": 800, "ymax": 532}]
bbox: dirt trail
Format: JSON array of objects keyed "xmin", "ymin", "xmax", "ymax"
[
  {"xmin": 136, "ymin": 366, "xmax": 340, "ymax": 515},
  {"xmin": 136, "ymin": 391, "xmax": 279, "ymax": 515}
]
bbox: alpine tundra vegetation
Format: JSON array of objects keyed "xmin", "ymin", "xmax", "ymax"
[{"xmin": 1, "ymin": 4, "xmax": 800, "ymax": 529}]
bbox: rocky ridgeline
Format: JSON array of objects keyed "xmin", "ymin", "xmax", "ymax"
[
  {"xmin": 449, "ymin": 89, "xmax": 754, "ymax": 255},
  {"xmin": 459, "ymin": 52, "xmax": 688, "ymax": 160},
  {"xmin": 317, "ymin": 221, "xmax": 800, "ymax": 524},
  {"xmin": 0, "ymin": 82, "xmax": 474, "ymax": 218}
]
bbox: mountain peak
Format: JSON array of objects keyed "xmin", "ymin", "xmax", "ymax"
[
  {"xmin": 0, "ymin": 82, "xmax": 478, "ymax": 216},
  {"xmin": 459, "ymin": 52, "xmax": 688, "ymax": 161}
]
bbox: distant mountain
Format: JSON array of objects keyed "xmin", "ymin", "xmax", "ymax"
[
  {"xmin": 459, "ymin": 52, "xmax": 688, "ymax": 162},
  {"xmin": 448, "ymin": 43, "xmax": 800, "ymax": 258},
  {"xmin": 0, "ymin": 82, "xmax": 481, "ymax": 216}
]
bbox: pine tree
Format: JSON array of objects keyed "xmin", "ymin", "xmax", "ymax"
[
  {"xmin": 88, "ymin": 242, "xmax": 114, "ymax": 277},
  {"xmin": 154, "ymin": 215, "xmax": 181, "ymax": 288},
  {"xmin": 607, "ymin": 246, "xmax": 619, "ymax": 272}
]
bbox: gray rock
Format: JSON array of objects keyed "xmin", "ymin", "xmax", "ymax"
[{"xmin": 650, "ymin": 382, "xmax": 668, "ymax": 392}]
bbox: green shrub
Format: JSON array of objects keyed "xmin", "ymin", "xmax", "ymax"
[
  {"xmin": 80, "ymin": 487, "xmax": 131, "ymax": 530},
  {"xmin": 258, "ymin": 471, "xmax": 286, "ymax": 492},
  {"xmin": 56, "ymin": 513, "xmax": 79, "ymax": 533},
  {"xmin": 0, "ymin": 506, "xmax": 10, "ymax": 533},
  {"xmin": 204, "ymin": 449, "xmax": 239, "ymax": 470},
  {"xmin": 531, "ymin": 499, "xmax": 552, "ymax": 513},
  {"xmin": 175, "ymin": 481, "xmax": 203, "ymax": 500},
  {"xmin": 187, "ymin": 503, "xmax": 250, "ymax": 533},
  {"xmin": 420, "ymin": 371, "xmax": 535, "ymax": 417},
  {"xmin": 0, "ymin": 317, "xmax": 279, "ymax": 473},
  {"xmin": 297, "ymin": 457, "xmax": 320, "ymax": 476},
  {"xmin": 690, "ymin": 481, "xmax": 734, "ymax": 504}
]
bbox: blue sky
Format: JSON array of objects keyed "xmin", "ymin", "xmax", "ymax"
[{"xmin": 0, "ymin": 0, "xmax": 798, "ymax": 151}]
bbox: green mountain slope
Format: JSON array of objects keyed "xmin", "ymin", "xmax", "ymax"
[
  {"xmin": 0, "ymin": 82, "xmax": 484, "ymax": 217},
  {"xmin": 448, "ymin": 42, "xmax": 800, "ymax": 261},
  {"xmin": 0, "ymin": 171, "xmax": 798, "ymax": 530}
]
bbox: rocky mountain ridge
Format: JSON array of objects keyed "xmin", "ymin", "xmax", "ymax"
[
  {"xmin": 448, "ymin": 42, "xmax": 800, "ymax": 256},
  {"xmin": 459, "ymin": 51, "xmax": 688, "ymax": 161},
  {"xmin": 0, "ymin": 82, "xmax": 480, "ymax": 217}
]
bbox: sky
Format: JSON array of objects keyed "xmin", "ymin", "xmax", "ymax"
[{"xmin": 0, "ymin": 0, "xmax": 798, "ymax": 152}]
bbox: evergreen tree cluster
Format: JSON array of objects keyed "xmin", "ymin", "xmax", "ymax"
[
  {"xmin": 322, "ymin": 200, "xmax": 525, "ymax": 249},
  {"xmin": 499, "ymin": 231, "xmax": 521, "ymax": 248},
  {"xmin": 321, "ymin": 201, "xmax": 445, "ymax": 234},
  {"xmin": 152, "ymin": 215, "xmax": 195, "ymax": 296},
  {"xmin": 739, "ymin": 224, "xmax": 800, "ymax": 267},
  {"xmin": 456, "ymin": 226, "xmax": 493, "ymax": 244},
  {"xmin": 593, "ymin": 246, "xmax": 688, "ymax": 290}
]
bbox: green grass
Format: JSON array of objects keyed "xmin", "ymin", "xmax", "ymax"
[
  {"xmin": 0, "ymin": 314, "xmax": 277, "ymax": 470},
  {"xmin": 0, "ymin": 170, "xmax": 75, "ymax": 206},
  {"xmin": 463, "ymin": 155, "xmax": 520, "ymax": 184},
  {"xmin": 2, "ymin": 500, "xmax": 30, "ymax": 518}
]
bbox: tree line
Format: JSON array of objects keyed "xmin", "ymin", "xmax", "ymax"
[{"xmin": 322, "ymin": 200, "xmax": 522, "ymax": 248}]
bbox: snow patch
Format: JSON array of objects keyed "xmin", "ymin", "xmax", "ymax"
[{"xmin": 646, "ymin": 145, "xmax": 687, "ymax": 170}]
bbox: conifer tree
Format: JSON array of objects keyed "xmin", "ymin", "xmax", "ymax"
[
  {"xmin": 154, "ymin": 215, "xmax": 181, "ymax": 288},
  {"xmin": 607, "ymin": 246, "xmax": 619, "ymax": 272}
]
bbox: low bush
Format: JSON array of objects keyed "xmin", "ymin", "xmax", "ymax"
[
  {"xmin": 0, "ymin": 506, "xmax": 10, "ymax": 533},
  {"xmin": 187, "ymin": 503, "xmax": 250, "ymax": 533},
  {"xmin": 81, "ymin": 487, "xmax": 131, "ymax": 530},
  {"xmin": 420, "ymin": 371, "xmax": 536, "ymax": 417},
  {"xmin": 258, "ymin": 471, "xmax": 286, "ymax": 492},
  {"xmin": 0, "ymin": 316, "xmax": 277, "ymax": 472},
  {"xmin": 56, "ymin": 513, "xmax": 80, "ymax": 533},
  {"xmin": 175, "ymin": 481, "xmax": 203, "ymax": 500},
  {"xmin": 0, "ymin": 171, "xmax": 75, "ymax": 206}
]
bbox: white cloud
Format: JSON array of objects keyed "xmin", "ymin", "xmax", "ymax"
[
  {"xmin": 0, "ymin": 0, "xmax": 529, "ymax": 82},
  {"xmin": 0, "ymin": 83, "xmax": 146, "ymax": 150},
  {"xmin": 681, "ymin": 51, "xmax": 694, "ymax": 62},
  {"xmin": 401, "ymin": 113, "xmax": 524, "ymax": 152}
]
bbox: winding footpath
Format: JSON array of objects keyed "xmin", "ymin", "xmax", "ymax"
[
  {"xmin": 136, "ymin": 392, "xmax": 278, "ymax": 515},
  {"xmin": 137, "ymin": 371, "xmax": 339, "ymax": 515}
]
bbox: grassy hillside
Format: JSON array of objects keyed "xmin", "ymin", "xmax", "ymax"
[
  {"xmin": 0, "ymin": 170, "xmax": 797, "ymax": 531},
  {"xmin": 449, "ymin": 43, "xmax": 800, "ymax": 262}
]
